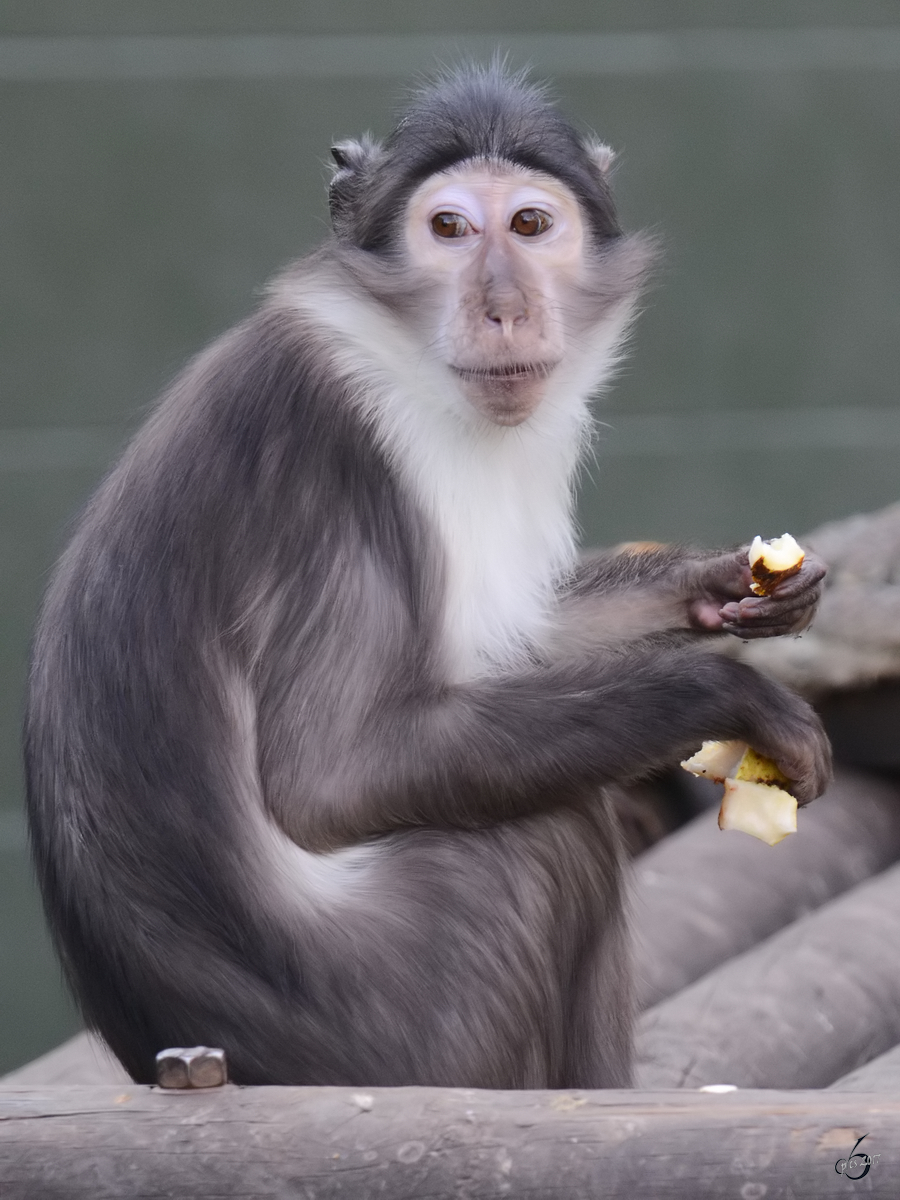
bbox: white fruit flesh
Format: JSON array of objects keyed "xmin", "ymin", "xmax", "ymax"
[
  {"xmin": 718, "ymin": 779, "xmax": 798, "ymax": 846},
  {"xmin": 680, "ymin": 740, "xmax": 746, "ymax": 783},
  {"xmin": 748, "ymin": 533, "xmax": 804, "ymax": 574}
]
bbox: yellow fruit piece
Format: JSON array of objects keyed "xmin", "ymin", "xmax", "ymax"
[
  {"xmin": 733, "ymin": 746, "xmax": 790, "ymax": 787},
  {"xmin": 748, "ymin": 533, "xmax": 805, "ymax": 596},
  {"xmin": 682, "ymin": 741, "xmax": 798, "ymax": 846},
  {"xmin": 718, "ymin": 779, "xmax": 798, "ymax": 846}
]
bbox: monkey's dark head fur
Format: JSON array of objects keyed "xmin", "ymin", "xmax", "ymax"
[{"xmin": 329, "ymin": 63, "xmax": 622, "ymax": 251}]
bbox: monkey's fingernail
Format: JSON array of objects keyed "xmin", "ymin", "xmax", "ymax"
[
  {"xmin": 156, "ymin": 1046, "xmax": 228, "ymax": 1089},
  {"xmin": 719, "ymin": 603, "xmax": 740, "ymax": 620}
]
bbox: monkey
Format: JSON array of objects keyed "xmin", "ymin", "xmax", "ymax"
[{"xmin": 24, "ymin": 64, "xmax": 831, "ymax": 1090}]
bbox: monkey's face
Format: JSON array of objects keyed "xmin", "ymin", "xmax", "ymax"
[{"xmin": 403, "ymin": 163, "xmax": 588, "ymax": 427}]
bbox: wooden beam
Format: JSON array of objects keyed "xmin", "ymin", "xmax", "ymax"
[
  {"xmin": 630, "ymin": 767, "xmax": 900, "ymax": 1010},
  {"xmin": 635, "ymin": 859, "xmax": 900, "ymax": 1089},
  {"xmin": 0, "ymin": 1031, "xmax": 128, "ymax": 1086},
  {"xmin": 830, "ymin": 1041, "xmax": 900, "ymax": 1092},
  {"xmin": 0, "ymin": 1084, "xmax": 897, "ymax": 1199}
]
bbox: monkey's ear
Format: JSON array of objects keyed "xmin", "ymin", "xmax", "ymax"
[
  {"xmin": 328, "ymin": 136, "xmax": 383, "ymax": 181},
  {"xmin": 328, "ymin": 136, "xmax": 384, "ymax": 236},
  {"xmin": 330, "ymin": 144, "xmax": 351, "ymax": 169},
  {"xmin": 584, "ymin": 139, "xmax": 616, "ymax": 176}
]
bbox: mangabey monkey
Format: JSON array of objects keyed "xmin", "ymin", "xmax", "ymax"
[{"xmin": 25, "ymin": 66, "xmax": 830, "ymax": 1088}]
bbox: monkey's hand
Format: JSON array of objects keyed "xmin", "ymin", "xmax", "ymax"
[
  {"xmin": 729, "ymin": 675, "xmax": 832, "ymax": 805},
  {"xmin": 685, "ymin": 547, "xmax": 827, "ymax": 640}
]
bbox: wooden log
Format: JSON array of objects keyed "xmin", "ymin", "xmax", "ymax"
[
  {"xmin": 0, "ymin": 1031, "xmax": 128, "ymax": 1086},
  {"xmin": 635, "ymin": 860, "xmax": 900, "ymax": 1090},
  {"xmin": 630, "ymin": 767, "xmax": 900, "ymax": 1009},
  {"xmin": 830, "ymin": 1041, "xmax": 900, "ymax": 1092},
  {"xmin": 0, "ymin": 1084, "xmax": 898, "ymax": 1199}
]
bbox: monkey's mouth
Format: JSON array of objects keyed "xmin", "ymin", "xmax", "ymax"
[
  {"xmin": 451, "ymin": 362, "xmax": 557, "ymax": 385},
  {"xmin": 451, "ymin": 362, "xmax": 560, "ymax": 426}
]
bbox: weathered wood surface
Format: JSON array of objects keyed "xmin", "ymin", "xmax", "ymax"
[
  {"xmin": 630, "ymin": 767, "xmax": 900, "ymax": 1009},
  {"xmin": 0, "ymin": 1085, "xmax": 898, "ymax": 1199},
  {"xmin": 830, "ymin": 1041, "xmax": 900, "ymax": 1092},
  {"xmin": 1, "ymin": 1031, "xmax": 128, "ymax": 1086},
  {"xmin": 636, "ymin": 859, "xmax": 900, "ymax": 1090}
]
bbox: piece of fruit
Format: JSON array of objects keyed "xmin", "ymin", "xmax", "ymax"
[
  {"xmin": 681, "ymin": 741, "xmax": 798, "ymax": 846},
  {"xmin": 732, "ymin": 745, "xmax": 791, "ymax": 789},
  {"xmin": 718, "ymin": 779, "xmax": 798, "ymax": 846},
  {"xmin": 680, "ymin": 740, "xmax": 745, "ymax": 783},
  {"xmin": 748, "ymin": 533, "xmax": 804, "ymax": 596}
]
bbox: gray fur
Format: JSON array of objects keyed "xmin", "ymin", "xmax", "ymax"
[{"xmin": 328, "ymin": 63, "xmax": 620, "ymax": 250}]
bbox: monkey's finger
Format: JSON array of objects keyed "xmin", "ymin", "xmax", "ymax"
[
  {"xmin": 752, "ymin": 605, "xmax": 817, "ymax": 633},
  {"xmin": 754, "ymin": 552, "xmax": 826, "ymax": 612},
  {"xmin": 688, "ymin": 580, "xmax": 811, "ymax": 632},
  {"xmin": 744, "ymin": 596, "xmax": 815, "ymax": 621},
  {"xmin": 770, "ymin": 731, "xmax": 833, "ymax": 805},
  {"xmin": 721, "ymin": 620, "xmax": 807, "ymax": 639},
  {"xmin": 751, "ymin": 719, "xmax": 833, "ymax": 805},
  {"xmin": 719, "ymin": 595, "xmax": 814, "ymax": 627},
  {"xmin": 721, "ymin": 601, "xmax": 817, "ymax": 636},
  {"xmin": 772, "ymin": 560, "xmax": 827, "ymax": 590},
  {"xmin": 762, "ymin": 558, "xmax": 827, "ymax": 601}
]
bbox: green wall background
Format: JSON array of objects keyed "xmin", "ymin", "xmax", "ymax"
[{"xmin": 3, "ymin": 1, "xmax": 900, "ymax": 1073}]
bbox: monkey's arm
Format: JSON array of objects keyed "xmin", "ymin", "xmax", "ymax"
[
  {"xmin": 255, "ymin": 633, "xmax": 831, "ymax": 852},
  {"xmin": 553, "ymin": 545, "xmax": 827, "ymax": 649}
]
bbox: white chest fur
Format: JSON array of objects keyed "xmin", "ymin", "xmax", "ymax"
[
  {"xmin": 388, "ymin": 384, "xmax": 584, "ymax": 678},
  {"xmin": 281, "ymin": 273, "xmax": 628, "ymax": 680}
]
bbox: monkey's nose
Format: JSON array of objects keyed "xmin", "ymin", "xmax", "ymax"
[{"xmin": 485, "ymin": 293, "xmax": 529, "ymax": 335}]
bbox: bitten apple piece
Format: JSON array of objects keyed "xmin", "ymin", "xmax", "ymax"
[
  {"xmin": 719, "ymin": 779, "xmax": 797, "ymax": 846},
  {"xmin": 719, "ymin": 746, "xmax": 797, "ymax": 845},
  {"xmin": 732, "ymin": 745, "xmax": 791, "ymax": 788},
  {"xmin": 681, "ymin": 742, "xmax": 798, "ymax": 846},
  {"xmin": 680, "ymin": 740, "xmax": 745, "ymax": 783},
  {"xmin": 748, "ymin": 533, "xmax": 805, "ymax": 596}
]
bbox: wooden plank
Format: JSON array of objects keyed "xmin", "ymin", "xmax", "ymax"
[
  {"xmin": 0, "ymin": 1032, "xmax": 128, "ymax": 1086},
  {"xmin": 830, "ymin": 1041, "xmax": 900, "ymax": 1092},
  {"xmin": 0, "ymin": 1084, "xmax": 898, "ymax": 1198},
  {"xmin": 630, "ymin": 767, "xmax": 900, "ymax": 1009},
  {"xmin": 635, "ymin": 860, "xmax": 900, "ymax": 1090}
]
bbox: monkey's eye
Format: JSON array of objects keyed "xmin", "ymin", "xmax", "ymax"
[
  {"xmin": 510, "ymin": 209, "xmax": 553, "ymax": 237},
  {"xmin": 431, "ymin": 212, "xmax": 471, "ymax": 238}
]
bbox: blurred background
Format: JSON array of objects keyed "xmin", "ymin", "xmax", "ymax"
[{"xmin": 2, "ymin": 1, "xmax": 900, "ymax": 1073}]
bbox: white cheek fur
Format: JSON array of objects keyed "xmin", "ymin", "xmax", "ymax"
[{"xmin": 280, "ymin": 268, "xmax": 636, "ymax": 681}]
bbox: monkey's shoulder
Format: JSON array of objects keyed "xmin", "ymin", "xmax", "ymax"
[{"xmin": 47, "ymin": 292, "xmax": 430, "ymax": 642}]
